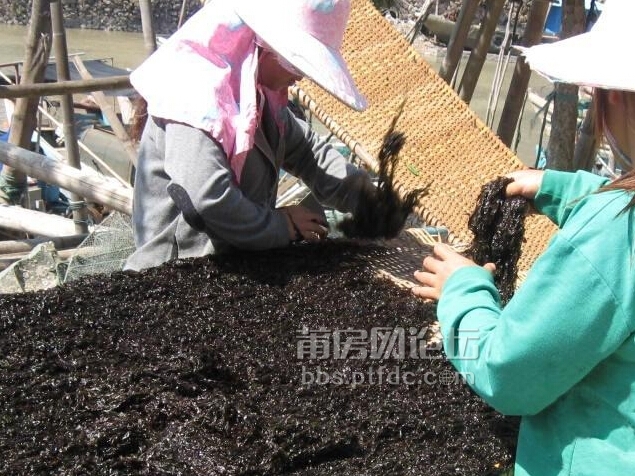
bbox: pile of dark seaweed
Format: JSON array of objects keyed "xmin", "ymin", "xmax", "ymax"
[{"xmin": 0, "ymin": 242, "xmax": 518, "ymax": 475}]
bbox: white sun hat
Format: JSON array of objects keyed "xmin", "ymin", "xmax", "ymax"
[
  {"xmin": 233, "ymin": 0, "xmax": 367, "ymax": 111},
  {"xmin": 520, "ymin": 0, "xmax": 635, "ymax": 92}
]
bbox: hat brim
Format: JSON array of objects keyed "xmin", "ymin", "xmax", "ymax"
[
  {"xmin": 233, "ymin": 0, "xmax": 367, "ymax": 111},
  {"xmin": 520, "ymin": 31, "xmax": 635, "ymax": 92}
]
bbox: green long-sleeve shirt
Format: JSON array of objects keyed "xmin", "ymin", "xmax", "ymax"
[{"xmin": 438, "ymin": 170, "xmax": 635, "ymax": 476}]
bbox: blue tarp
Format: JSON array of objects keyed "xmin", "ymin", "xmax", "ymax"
[
  {"xmin": 0, "ymin": 129, "xmax": 7, "ymax": 171},
  {"xmin": 545, "ymin": 0, "xmax": 602, "ymax": 36}
]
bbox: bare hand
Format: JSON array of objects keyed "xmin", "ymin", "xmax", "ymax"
[
  {"xmin": 505, "ymin": 169, "xmax": 545, "ymax": 200},
  {"xmin": 281, "ymin": 205, "xmax": 329, "ymax": 242},
  {"xmin": 412, "ymin": 244, "xmax": 495, "ymax": 301}
]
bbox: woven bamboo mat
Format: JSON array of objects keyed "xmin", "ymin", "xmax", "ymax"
[
  {"xmin": 354, "ymin": 227, "xmax": 436, "ymax": 289},
  {"xmin": 293, "ymin": 0, "xmax": 556, "ymax": 271}
]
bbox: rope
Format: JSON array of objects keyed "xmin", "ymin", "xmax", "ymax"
[
  {"xmin": 67, "ymin": 199, "xmax": 91, "ymax": 227},
  {"xmin": 532, "ymin": 90, "xmax": 579, "ymax": 168},
  {"xmin": 67, "ymin": 200, "xmax": 87, "ymax": 212},
  {"xmin": 485, "ymin": 1, "xmax": 520, "ymax": 128},
  {"xmin": 534, "ymin": 90, "xmax": 554, "ymax": 168},
  {"xmin": 512, "ymin": 90, "xmax": 528, "ymax": 154},
  {"xmin": 406, "ymin": 0, "xmax": 434, "ymax": 45}
]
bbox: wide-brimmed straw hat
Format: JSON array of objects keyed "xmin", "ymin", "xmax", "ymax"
[
  {"xmin": 233, "ymin": 0, "xmax": 367, "ymax": 111},
  {"xmin": 520, "ymin": 0, "xmax": 635, "ymax": 92}
]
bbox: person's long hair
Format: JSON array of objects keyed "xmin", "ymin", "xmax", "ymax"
[
  {"xmin": 601, "ymin": 169, "xmax": 635, "ymax": 210},
  {"xmin": 593, "ymin": 89, "xmax": 635, "ymax": 210}
]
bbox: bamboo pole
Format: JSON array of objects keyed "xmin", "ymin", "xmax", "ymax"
[
  {"xmin": 0, "ymin": 141, "xmax": 133, "ymax": 215},
  {"xmin": 457, "ymin": 0, "xmax": 506, "ymax": 104},
  {"xmin": 178, "ymin": 0, "xmax": 188, "ymax": 29},
  {"xmin": 439, "ymin": 0, "xmax": 479, "ymax": 84},
  {"xmin": 0, "ymin": 76, "xmax": 132, "ymax": 99},
  {"xmin": 573, "ymin": 102, "xmax": 598, "ymax": 171},
  {"xmin": 546, "ymin": 0, "xmax": 586, "ymax": 171},
  {"xmin": 497, "ymin": 0, "xmax": 551, "ymax": 146},
  {"xmin": 405, "ymin": 0, "xmax": 434, "ymax": 44},
  {"xmin": 0, "ymin": 60, "xmax": 26, "ymax": 69},
  {"xmin": 0, "ymin": 68, "xmax": 130, "ymax": 188},
  {"xmin": 34, "ymin": 100, "xmax": 133, "ymax": 187},
  {"xmin": 139, "ymin": 0, "xmax": 158, "ymax": 57},
  {"xmin": 72, "ymin": 57, "xmax": 138, "ymax": 168},
  {"xmin": 0, "ymin": 234, "xmax": 87, "ymax": 254},
  {"xmin": 0, "ymin": 205, "xmax": 76, "ymax": 237},
  {"xmin": 50, "ymin": 0, "xmax": 88, "ymax": 234},
  {"xmin": 1, "ymin": 0, "xmax": 52, "ymax": 204}
]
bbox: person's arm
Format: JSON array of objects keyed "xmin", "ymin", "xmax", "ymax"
[
  {"xmin": 413, "ymin": 170, "xmax": 625, "ymax": 415},
  {"xmin": 532, "ymin": 169, "xmax": 609, "ymax": 227},
  {"xmin": 434, "ymin": 237, "xmax": 630, "ymax": 416},
  {"xmin": 163, "ymin": 121, "xmax": 290, "ymax": 250},
  {"xmin": 280, "ymin": 109, "xmax": 371, "ymax": 213}
]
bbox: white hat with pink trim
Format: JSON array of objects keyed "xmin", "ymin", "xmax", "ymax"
[{"xmin": 233, "ymin": 0, "xmax": 367, "ymax": 111}]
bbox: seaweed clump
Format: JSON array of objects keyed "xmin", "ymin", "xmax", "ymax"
[
  {"xmin": 467, "ymin": 176, "xmax": 529, "ymax": 305},
  {"xmin": 339, "ymin": 119, "xmax": 428, "ymax": 239}
]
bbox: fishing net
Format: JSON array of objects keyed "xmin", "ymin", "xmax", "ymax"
[
  {"xmin": 62, "ymin": 211, "xmax": 135, "ymax": 283},
  {"xmin": 0, "ymin": 242, "xmax": 60, "ymax": 294}
]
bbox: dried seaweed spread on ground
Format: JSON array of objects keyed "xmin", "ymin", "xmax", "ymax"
[{"xmin": 0, "ymin": 241, "xmax": 518, "ymax": 475}]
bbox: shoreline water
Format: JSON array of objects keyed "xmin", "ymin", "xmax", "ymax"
[{"xmin": 0, "ymin": 25, "xmax": 148, "ymax": 71}]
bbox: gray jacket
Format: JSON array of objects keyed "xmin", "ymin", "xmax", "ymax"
[{"xmin": 125, "ymin": 106, "xmax": 368, "ymax": 271}]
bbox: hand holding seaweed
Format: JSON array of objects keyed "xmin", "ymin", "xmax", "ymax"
[
  {"xmin": 467, "ymin": 176, "xmax": 529, "ymax": 305},
  {"xmin": 413, "ymin": 243, "xmax": 496, "ymax": 301},
  {"xmin": 338, "ymin": 110, "xmax": 428, "ymax": 239}
]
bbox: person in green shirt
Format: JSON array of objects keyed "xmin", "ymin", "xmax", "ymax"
[{"xmin": 412, "ymin": 1, "xmax": 635, "ymax": 474}]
